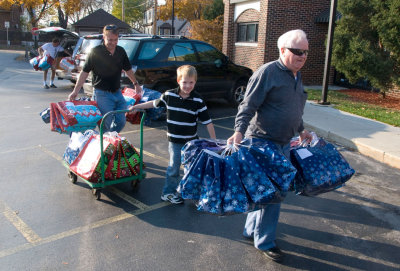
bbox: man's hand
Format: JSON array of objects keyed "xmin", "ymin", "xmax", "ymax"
[
  {"xmin": 227, "ymin": 131, "xmax": 243, "ymax": 146},
  {"xmin": 299, "ymin": 130, "xmax": 313, "ymax": 145},
  {"xmin": 68, "ymin": 91, "xmax": 78, "ymax": 101}
]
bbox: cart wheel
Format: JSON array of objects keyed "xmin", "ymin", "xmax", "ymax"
[
  {"xmin": 131, "ymin": 179, "xmax": 140, "ymax": 191},
  {"xmin": 92, "ymin": 189, "xmax": 101, "ymax": 200},
  {"xmin": 68, "ymin": 171, "xmax": 77, "ymax": 184}
]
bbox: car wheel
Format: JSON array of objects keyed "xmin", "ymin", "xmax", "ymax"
[{"xmin": 229, "ymin": 79, "xmax": 248, "ymax": 107}]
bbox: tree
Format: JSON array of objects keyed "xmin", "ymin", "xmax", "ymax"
[
  {"xmin": 159, "ymin": 0, "xmax": 213, "ymax": 21},
  {"xmin": 53, "ymin": 0, "xmax": 82, "ymax": 28},
  {"xmin": 332, "ymin": 0, "xmax": 400, "ymax": 97},
  {"xmin": 0, "ymin": 0, "xmax": 54, "ymax": 28},
  {"xmin": 111, "ymin": 0, "xmax": 146, "ymax": 31},
  {"xmin": 203, "ymin": 0, "xmax": 223, "ymax": 21},
  {"xmin": 190, "ymin": 15, "xmax": 223, "ymax": 50},
  {"xmin": 159, "ymin": 0, "xmax": 223, "ymax": 49}
]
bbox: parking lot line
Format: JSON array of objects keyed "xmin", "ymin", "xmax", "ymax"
[
  {"xmin": 212, "ymin": 115, "xmax": 236, "ymax": 121},
  {"xmin": 0, "ymin": 201, "xmax": 170, "ymax": 259},
  {"xmin": 213, "ymin": 123, "xmax": 234, "ymax": 131},
  {"xmin": 143, "ymin": 150, "xmax": 169, "ymax": 163},
  {"xmin": 108, "ymin": 187, "xmax": 149, "ymax": 210},
  {"xmin": 0, "ymin": 200, "xmax": 42, "ymax": 244}
]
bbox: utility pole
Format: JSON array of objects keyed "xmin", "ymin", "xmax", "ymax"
[
  {"xmin": 320, "ymin": 0, "xmax": 338, "ymax": 105},
  {"xmin": 122, "ymin": 0, "xmax": 125, "ymax": 22},
  {"xmin": 153, "ymin": 0, "xmax": 157, "ymax": 35},
  {"xmin": 171, "ymin": 0, "xmax": 175, "ymax": 35}
]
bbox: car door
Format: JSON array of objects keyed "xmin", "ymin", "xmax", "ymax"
[
  {"xmin": 191, "ymin": 42, "xmax": 230, "ymax": 96},
  {"xmin": 164, "ymin": 41, "xmax": 200, "ymax": 91}
]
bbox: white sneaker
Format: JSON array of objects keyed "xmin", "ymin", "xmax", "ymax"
[{"xmin": 161, "ymin": 193, "xmax": 183, "ymax": 204}]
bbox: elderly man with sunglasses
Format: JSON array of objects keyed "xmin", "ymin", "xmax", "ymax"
[
  {"xmin": 227, "ymin": 29, "xmax": 313, "ymax": 262},
  {"xmin": 68, "ymin": 24, "xmax": 138, "ymax": 133}
]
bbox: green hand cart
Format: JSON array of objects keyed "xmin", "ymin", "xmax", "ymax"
[{"xmin": 66, "ymin": 109, "xmax": 146, "ymax": 200}]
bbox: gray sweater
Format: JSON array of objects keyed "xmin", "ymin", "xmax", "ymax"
[{"xmin": 234, "ymin": 59, "xmax": 307, "ymax": 145}]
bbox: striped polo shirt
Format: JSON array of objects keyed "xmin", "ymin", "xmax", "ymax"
[{"xmin": 153, "ymin": 87, "xmax": 212, "ymax": 143}]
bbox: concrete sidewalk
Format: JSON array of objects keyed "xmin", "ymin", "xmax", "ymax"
[{"xmin": 303, "ymin": 101, "xmax": 400, "ymax": 170}]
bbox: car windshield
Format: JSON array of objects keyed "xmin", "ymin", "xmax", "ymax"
[
  {"xmin": 80, "ymin": 39, "xmax": 102, "ymax": 54},
  {"xmin": 118, "ymin": 40, "xmax": 140, "ymax": 61}
]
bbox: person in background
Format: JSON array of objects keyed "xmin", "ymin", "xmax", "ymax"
[
  {"xmin": 38, "ymin": 37, "xmax": 71, "ymax": 89},
  {"xmin": 68, "ymin": 24, "xmax": 138, "ymax": 133},
  {"xmin": 129, "ymin": 65, "xmax": 216, "ymax": 204},
  {"xmin": 227, "ymin": 29, "xmax": 313, "ymax": 262}
]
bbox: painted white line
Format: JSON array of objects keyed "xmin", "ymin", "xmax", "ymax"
[
  {"xmin": 0, "ymin": 202, "xmax": 169, "ymax": 259},
  {"xmin": 0, "ymin": 200, "xmax": 42, "ymax": 244},
  {"xmin": 108, "ymin": 187, "xmax": 149, "ymax": 210}
]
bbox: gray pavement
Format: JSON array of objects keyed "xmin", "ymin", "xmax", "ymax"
[
  {"xmin": 303, "ymin": 101, "xmax": 400, "ymax": 170},
  {"xmin": 1, "ymin": 50, "xmax": 399, "ymax": 270}
]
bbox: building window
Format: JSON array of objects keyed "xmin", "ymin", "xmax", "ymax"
[{"xmin": 237, "ymin": 23, "xmax": 258, "ymax": 42}]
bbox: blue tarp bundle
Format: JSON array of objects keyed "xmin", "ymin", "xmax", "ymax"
[{"xmin": 290, "ymin": 138, "xmax": 355, "ymax": 196}]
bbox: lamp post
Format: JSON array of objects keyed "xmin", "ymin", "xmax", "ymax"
[
  {"xmin": 171, "ymin": 0, "xmax": 175, "ymax": 35},
  {"xmin": 320, "ymin": 0, "xmax": 338, "ymax": 105},
  {"xmin": 153, "ymin": 0, "xmax": 158, "ymax": 35},
  {"xmin": 122, "ymin": 0, "xmax": 125, "ymax": 22}
]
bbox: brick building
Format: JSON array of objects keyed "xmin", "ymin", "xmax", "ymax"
[{"xmin": 223, "ymin": 0, "xmax": 335, "ymax": 85}]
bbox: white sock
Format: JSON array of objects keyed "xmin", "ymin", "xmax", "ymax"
[
  {"xmin": 50, "ymin": 80, "xmax": 54, "ymax": 85},
  {"xmin": 43, "ymin": 81, "xmax": 47, "ymax": 86}
]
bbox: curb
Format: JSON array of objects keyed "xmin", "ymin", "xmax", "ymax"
[{"xmin": 304, "ymin": 122, "xmax": 400, "ymax": 170}]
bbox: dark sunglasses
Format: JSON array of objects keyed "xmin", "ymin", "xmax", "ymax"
[
  {"xmin": 286, "ymin": 48, "xmax": 309, "ymax": 56},
  {"xmin": 105, "ymin": 25, "xmax": 118, "ymax": 30}
]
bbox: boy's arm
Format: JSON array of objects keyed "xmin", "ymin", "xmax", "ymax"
[
  {"xmin": 206, "ymin": 123, "xmax": 216, "ymax": 139},
  {"xmin": 129, "ymin": 101, "xmax": 155, "ymax": 111}
]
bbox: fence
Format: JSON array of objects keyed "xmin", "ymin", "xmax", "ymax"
[{"xmin": 0, "ymin": 30, "xmax": 53, "ymax": 46}]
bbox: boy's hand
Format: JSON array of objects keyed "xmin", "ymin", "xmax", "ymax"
[{"xmin": 128, "ymin": 106, "xmax": 136, "ymax": 112}]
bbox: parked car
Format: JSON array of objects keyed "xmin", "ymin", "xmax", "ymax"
[
  {"xmin": 67, "ymin": 34, "xmax": 104, "ymax": 83},
  {"xmin": 76, "ymin": 35, "xmax": 252, "ymax": 106},
  {"xmin": 34, "ymin": 27, "xmax": 80, "ymax": 81}
]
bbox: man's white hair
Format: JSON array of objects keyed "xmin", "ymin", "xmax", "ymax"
[{"xmin": 277, "ymin": 29, "xmax": 308, "ymax": 57}]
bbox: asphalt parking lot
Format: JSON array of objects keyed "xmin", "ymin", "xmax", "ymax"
[{"xmin": 1, "ymin": 50, "xmax": 399, "ymax": 271}]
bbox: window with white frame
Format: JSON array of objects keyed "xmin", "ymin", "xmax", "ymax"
[{"xmin": 237, "ymin": 22, "xmax": 258, "ymax": 42}]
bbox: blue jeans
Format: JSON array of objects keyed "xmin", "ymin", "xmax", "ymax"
[
  {"xmin": 93, "ymin": 88, "xmax": 127, "ymax": 133},
  {"xmin": 243, "ymin": 142, "xmax": 290, "ymax": 251},
  {"xmin": 163, "ymin": 142, "xmax": 185, "ymax": 195}
]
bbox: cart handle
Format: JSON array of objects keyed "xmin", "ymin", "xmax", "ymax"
[{"xmin": 99, "ymin": 109, "xmax": 146, "ymax": 184}]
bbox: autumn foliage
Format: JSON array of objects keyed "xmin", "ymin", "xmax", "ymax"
[{"xmin": 159, "ymin": 0, "xmax": 223, "ymax": 50}]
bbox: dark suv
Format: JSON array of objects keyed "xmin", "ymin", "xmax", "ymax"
[
  {"xmin": 119, "ymin": 35, "xmax": 252, "ymax": 106},
  {"xmin": 78, "ymin": 35, "xmax": 252, "ymax": 106}
]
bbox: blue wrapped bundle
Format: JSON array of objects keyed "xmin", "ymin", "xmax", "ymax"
[
  {"xmin": 237, "ymin": 147, "xmax": 283, "ymax": 204},
  {"xmin": 290, "ymin": 138, "xmax": 355, "ymax": 196},
  {"xmin": 40, "ymin": 107, "xmax": 51, "ymax": 123},
  {"xmin": 178, "ymin": 149, "xmax": 210, "ymax": 200},
  {"xmin": 141, "ymin": 87, "xmax": 165, "ymax": 121},
  {"xmin": 221, "ymin": 153, "xmax": 250, "ymax": 214},
  {"xmin": 38, "ymin": 55, "xmax": 53, "ymax": 71},
  {"xmin": 181, "ymin": 139, "xmax": 226, "ymax": 172},
  {"xmin": 196, "ymin": 150, "xmax": 225, "ymax": 215},
  {"xmin": 242, "ymin": 138, "xmax": 297, "ymax": 193}
]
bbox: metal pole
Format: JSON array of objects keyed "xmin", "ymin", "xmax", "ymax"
[
  {"xmin": 320, "ymin": 0, "xmax": 338, "ymax": 105},
  {"xmin": 153, "ymin": 0, "xmax": 157, "ymax": 35},
  {"xmin": 171, "ymin": 0, "xmax": 175, "ymax": 35},
  {"xmin": 122, "ymin": 0, "xmax": 125, "ymax": 22}
]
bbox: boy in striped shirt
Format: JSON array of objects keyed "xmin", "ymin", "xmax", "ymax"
[{"xmin": 129, "ymin": 65, "xmax": 216, "ymax": 204}]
